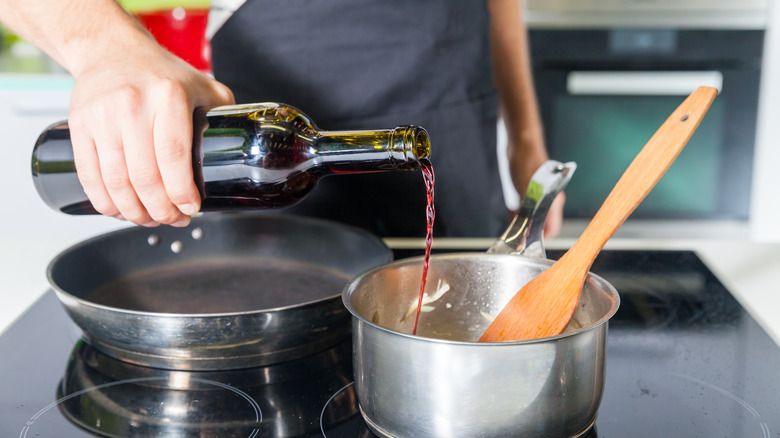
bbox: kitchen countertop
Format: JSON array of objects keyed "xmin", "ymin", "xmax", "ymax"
[{"xmin": 3, "ymin": 233, "xmax": 780, "ymax": 348}]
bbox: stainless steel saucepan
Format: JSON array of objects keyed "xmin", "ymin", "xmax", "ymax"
[{"xmin": 342, "ymin": 161, "xmax": 621, "ymax": 437}]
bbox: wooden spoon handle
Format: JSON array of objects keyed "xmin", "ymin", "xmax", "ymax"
[
  {"xmin": 479, "ymin": 86, "xmax": 718, "ymax": 343},
  {"xmin": 567, "ymin": 86, "xmax": 718, "ymax": 263}
]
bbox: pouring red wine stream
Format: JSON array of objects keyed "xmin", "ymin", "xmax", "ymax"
[{"xmin": 411, "ymin": 158, "xmax": 435, "ymax": 335}]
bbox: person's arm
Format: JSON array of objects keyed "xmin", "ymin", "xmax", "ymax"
[
  {"xmin": 0, "ymin": 0, "xmax": 234, "ymax": 227},
  {"xmin": 487, "ymin": 0, "xmax": 565, "ymax": 237}
]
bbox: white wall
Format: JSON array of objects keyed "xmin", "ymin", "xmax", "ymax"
[{"xmin": 750, "ymin": 0, "xmax": 780, "ymax": 241}]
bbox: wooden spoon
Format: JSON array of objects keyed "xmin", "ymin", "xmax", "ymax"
[{"xmin": 479, "ymin": 86, "xmax": 718, "ymax": 342}]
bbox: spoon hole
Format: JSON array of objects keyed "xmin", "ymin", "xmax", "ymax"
[{"xmin": 680, "ymin": 113, "xmax": 690, "ymax": 122}]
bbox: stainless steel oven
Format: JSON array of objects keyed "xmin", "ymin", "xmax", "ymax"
[{"xmin": 523, "ymin": 2, "xmax": 767, "ymax": 238}]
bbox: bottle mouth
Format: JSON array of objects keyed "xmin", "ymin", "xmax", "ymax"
[
  {"xmin": 396, "ymin": 126, "xmax": 430, "ymax": 159},
  {"xmin": 389, "ymin": 126, "xmax": 431, "ymax": 169},
  {"xmin": 413, "ymin": 129, "xmax": 431, "ymax": 160}
]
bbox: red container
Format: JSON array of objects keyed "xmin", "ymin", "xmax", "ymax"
[{"xmin": 135, "ymin": 7, "xmax": 211, "ymax": 72}]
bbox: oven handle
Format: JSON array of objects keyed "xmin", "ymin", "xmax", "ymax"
[{"xmin": 567, "ymin": 71, "xmax": 723, "ymax": 95}]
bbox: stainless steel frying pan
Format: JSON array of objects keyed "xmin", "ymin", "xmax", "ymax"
[{"xmin": 47, "ymin": 213, "xmax": 392, "ymax": 370}]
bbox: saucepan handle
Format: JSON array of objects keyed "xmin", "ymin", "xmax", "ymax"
[{"xmin": 487, "ymin": 160, "xmax": 576, "ymax": 258}]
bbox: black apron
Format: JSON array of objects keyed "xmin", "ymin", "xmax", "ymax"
[{"xmin": 210, "ymin": 0, "xmax": 505, "ymax": 238}]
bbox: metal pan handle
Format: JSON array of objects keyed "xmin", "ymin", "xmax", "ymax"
[{"xmin": 487, "ymin": 160, "xmax": 576, "ymax": 258}]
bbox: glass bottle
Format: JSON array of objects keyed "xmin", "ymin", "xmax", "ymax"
[{"xmin": 31, "ymin": 102, "xmax": 431, "ymax": 214}]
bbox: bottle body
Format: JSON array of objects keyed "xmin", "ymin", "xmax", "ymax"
[{"xmin": 32, "ymin": 103, "xmax": 431, "ymax": 215}]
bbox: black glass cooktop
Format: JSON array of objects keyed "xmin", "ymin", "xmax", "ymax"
[{"xmin": 1, "ymin": 250, "xmax": 779, "ymax": 437}]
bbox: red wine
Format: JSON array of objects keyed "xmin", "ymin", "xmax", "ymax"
[{"xmin": 412, "ymin": 158, "xmax": 435, "ymax": 335}]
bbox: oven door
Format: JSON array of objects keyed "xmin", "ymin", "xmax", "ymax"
[{"xmin": 530, "ymin": 30, "xmax": 762, "ymax": 230}]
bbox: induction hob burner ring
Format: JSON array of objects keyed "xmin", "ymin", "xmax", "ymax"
[
  {"xmin": 319, "ymin": 381, "xmax": 600, "ymax": 438},
  {"xmin": 599, "ymin": 371, "xmax": 771, "ymax": 437},
  {"xmin": 22, "ymin": 376, "xmax": 261, "ymax": 438},
  {"xmin": 320, "ymin": 382, "xmax": 356, "ymax": 436},
  {"xmin": 320, "ymin": 381, "xmax": 374, "ymax": 437},
  {"xmin": 671, "ymin": 373, "xmax": 771, "ymax": 438}
]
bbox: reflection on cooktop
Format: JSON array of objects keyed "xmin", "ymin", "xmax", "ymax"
[
  {"xmin": 319, "ymin": 381, "xmax": 601, "ymax": 438},
  {"xmin": 56, "ymin": 340, "xmax": 354, "ymax": 437}
]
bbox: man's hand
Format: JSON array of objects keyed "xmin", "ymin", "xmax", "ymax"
[
  {"xmin": 544, "ymin": 192, "xmax": 566, "ymax": 238},
  {"xmin": 0, "ymin": 0, "xmax": 234, "ymax": 226},
  {"xmin": 68, "ymin": 45, "xmax": 233, "ymax": 227}
]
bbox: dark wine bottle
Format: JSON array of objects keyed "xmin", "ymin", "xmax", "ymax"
[{"xmin": 31, "ymin": 102, "xmax": 431, "ymax": 214}]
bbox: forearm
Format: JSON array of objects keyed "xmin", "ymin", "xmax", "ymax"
[
  {"xmin": 0, "ymin": 0, "xmax": 156, "ymax": 77},
  {"xmin": 488, "ymin": 0, "xmax": 548, "ymax": 194}
]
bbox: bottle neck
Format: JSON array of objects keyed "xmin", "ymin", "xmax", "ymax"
[{"xmin": 316, "ymin": 126, "xmax": 431, "ymax": 172}]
